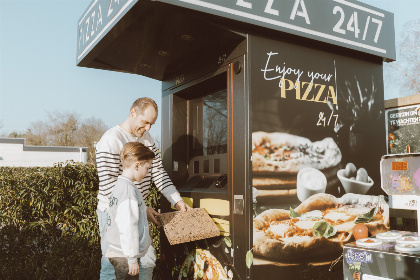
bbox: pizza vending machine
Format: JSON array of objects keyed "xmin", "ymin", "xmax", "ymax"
[
  {"xmin": 74, "ymin": 1, "xmax": 397, "ymax": 280},
  {"xmin": 341, "ymin": 153, "xmax": 420, "ymax": 280}
]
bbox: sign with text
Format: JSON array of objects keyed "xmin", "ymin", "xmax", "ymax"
[
  {"xmin": 250, "ymin": 35, "xmax": 387, "ymax": 280},
  {"xmin": 76, "ymin": 0, "xmax": 138, "ymax": 63},
  {"xmin": 158, "ymin": 0, "xmax": 395, "ymax": 60},
  {"xmin": 385, "ymin": 104, "xmax": 420, "ymax": 154}
]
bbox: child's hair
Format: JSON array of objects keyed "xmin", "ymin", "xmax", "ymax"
[{"xmin": 120, "ymin": 142, "xmax": 155, "ymax": 169}]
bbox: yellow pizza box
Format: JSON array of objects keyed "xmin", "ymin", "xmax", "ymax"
[{"xmin": 159, "ymin": 208, "xmax": 220, "ymax": 245}]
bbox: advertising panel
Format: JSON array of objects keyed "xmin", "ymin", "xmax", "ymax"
[
  {"xmin": 385, "ymin": 105, "xmax": 420, "ymax": 154},
  {"xmin": 250, "ymin": 35, "xmax": 388, "ymax": 279}
]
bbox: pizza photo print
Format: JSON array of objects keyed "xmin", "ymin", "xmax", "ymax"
[{"xmin": 249, "ymin": 35, "xmax": 388, "ymax": 280}]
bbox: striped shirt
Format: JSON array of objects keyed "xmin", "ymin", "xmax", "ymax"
[{"xmin": 95, "ymin": 125, "xmax": 182, "ymax": 212}]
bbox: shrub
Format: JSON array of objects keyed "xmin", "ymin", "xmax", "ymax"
[
  {"xmin": 0, "ymin": 161, "xmax": 161, "ymax": 280},
  {"xmin": 0, "ymin": 225, "xmax": 101, "ymax": 280},
  {"xmin": 0, "ymin": 162, "xmax": 99, "ymax": 241}
]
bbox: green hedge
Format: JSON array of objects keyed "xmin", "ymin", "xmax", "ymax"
[{"xmin": 0, "ymin": 161, "xmax": 161, "ymax": 280}]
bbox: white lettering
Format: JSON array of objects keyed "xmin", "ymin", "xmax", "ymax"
[
  {"xmin": 371, "ymin": 18, "xmax": 382, "ymax": 43},
  {"xmin": 290, "ymin": 0, "xmax": 311, "ymax": 25},
  {"xmin": 85, "ymin": 17, "xmax": 90, "ymax": 42},
  {"xmin": 90, "ymin": 11, "xmax": 96, "ymax": 37},
  {"xmin": 394, "ymin": 117, "xmax": 420, "ymax": 125},
  {"xmin": 78, "ymin": 27, "xmax": 83, "ymax": 50},
  {"xmin": 236, "ymin": 0, "xmax": 252, "ymax": 9},
  {"xmin": 261, "ymin": 52, "xmax": 304, "ymax": 88},
  {"xmin": 333, "ymin": 6, "xmax": 346, "ymax": 34},
  {"xmin": 107, "ymin": 0, "xmax": 114, "ymax": 17},
  {"xmin": 97, "ymin": 5, "xmax": 103, "ymax": 31},
  {"xmin": 264, "ymin": 0, "xmax": 279, "ymax": 16}
]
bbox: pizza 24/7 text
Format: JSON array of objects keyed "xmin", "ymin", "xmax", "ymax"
[
  {"xmin": 78, "ymin": 0, "xmax": 130, "ymax": 52},
  {"xmin": 261, "ymin": 51, "xmax": 337, "ymax": 104}
]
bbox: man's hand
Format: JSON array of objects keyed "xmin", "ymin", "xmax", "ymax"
[
  {"xmin": 146, "ymin": 207, "xmax": 161, "ymax": 226},
  {"xmin": 175, "ymin": 200, "xmax": 191, "ymax": 212},
  {"xmin": 128, "ymin": 262, "xmax": 139, "ymax": 276}
]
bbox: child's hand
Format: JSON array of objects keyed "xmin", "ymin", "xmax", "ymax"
[
  {"xmin": 146, "ymin": 207, "xmax": 161, "ymax": 226},
  {"xmin": 128, "ymin": 262, "xmax": 139, "ymax": 276}
]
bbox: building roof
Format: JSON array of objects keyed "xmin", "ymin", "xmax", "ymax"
[
  {"xmin": 385, "ymin": 94, "xmax": 420, "ymax": 109},
  {"xmin": 0, "ymin": 138, "xmax": 88, "ymax": 153}
]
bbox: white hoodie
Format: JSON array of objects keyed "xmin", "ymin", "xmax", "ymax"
[{"xmin": 106, "ymin": 176, "xmax": 152, "ymax": 263}]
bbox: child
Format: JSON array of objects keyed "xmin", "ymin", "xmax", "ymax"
[{"xmin": 105, "ymin": 142, "xmax": 156, "ymax": 279}]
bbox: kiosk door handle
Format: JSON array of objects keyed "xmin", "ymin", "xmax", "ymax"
[
  {"xmin": 234, "ymin": 195, "xmax": 244, "ymax": 215},
  {"xmin": 215, "ymin": 174, "xmax": 227, "ymax": 188}
]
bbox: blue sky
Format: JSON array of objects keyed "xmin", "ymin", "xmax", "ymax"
[{"xmin": 0, "ymin": 0, "xmax": 419, "ymax": 140}]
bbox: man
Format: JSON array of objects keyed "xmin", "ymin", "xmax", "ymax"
[{"xmin": 95, "ymin": 97, "xmax": 189, "ymax": 280}]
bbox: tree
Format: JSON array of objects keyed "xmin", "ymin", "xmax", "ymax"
[
  {"xmin": 8, "ymin": 131, "xmax": 25, "ymax": 138},
  {"xmin": 384, "ymin": 19, "xmax": 420, "ymax": 97},
  {"xmin": 25, "ymin": 121, "xmax": 49, "ymax": 146},
  {"xmin": 46, "ymin": 111, "xmax": 80, "ymax": 146},
  {"xmin": 8, "ymin": 111, "xmax": 108, "ymax": 164},
  {"xmin": 76, "ymin": 116, "xmax": 108, "ymax": 164}
]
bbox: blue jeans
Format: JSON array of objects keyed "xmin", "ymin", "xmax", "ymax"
[
  {"xmin": 109, "ymin": 257, "xmax": 138, "ymax": 280},
  {"xmin": 139, "ymin": 266, "xmax": 154, "ymax": 280},
  {"xmin": 97, "ymin": 209, "xmax": 116, "ymax": 280},
  {"xmin": 97, "ymin": 209, "xmax": 155, "ymax": 280}
]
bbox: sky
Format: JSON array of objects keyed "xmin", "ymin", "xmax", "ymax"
[{"xmin": 0, "ymin": 0, "xmax": 419, "ymax": 140}]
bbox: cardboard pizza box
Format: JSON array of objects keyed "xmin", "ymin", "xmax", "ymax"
[{"xmin": 159, "ymin": 208, "xmax": 220, "ymax": 245}]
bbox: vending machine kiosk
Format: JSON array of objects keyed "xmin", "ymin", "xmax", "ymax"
[
  {"xmin": 341, "ymin": 153, "xmax": 420, "ymax": 280},
  {"xmin": 76, "ymin": 1, "xmax": 396, "ymax": 279}
]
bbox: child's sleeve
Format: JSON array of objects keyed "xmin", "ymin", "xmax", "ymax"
[{"xmin": 115, "ymin": 187, "xmax": 140, "ymax": 264}]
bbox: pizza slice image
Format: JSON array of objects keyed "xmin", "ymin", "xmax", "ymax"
[
  {"xmin": 178, "ymin": 249, "xmax": 228, "ymax": 280},
  {"xmin": 252, "ymin": 132, "xmax": 342, "ymax": 175},
  {"xmin": 252, "ymin": 131, "xmax": 343, "ymax": 203},
  {"xmin": 253, "ymin": 193, "xmax": 389, "ymax": 262}
]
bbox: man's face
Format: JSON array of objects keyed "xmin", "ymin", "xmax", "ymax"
[{"xmin": 130, "ymin": 106, "xmax": 157, "ymax": 137}]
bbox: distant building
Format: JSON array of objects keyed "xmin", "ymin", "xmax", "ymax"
[{"xmin": 0, "ymin": 138, "xmax": 88, "ymax": 167}]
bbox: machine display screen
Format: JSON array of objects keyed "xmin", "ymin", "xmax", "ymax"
[{"xmin": 392, "ymin": 161, "xmax": 408, "ymax": 171}]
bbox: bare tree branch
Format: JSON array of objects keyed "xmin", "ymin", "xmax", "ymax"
[
  {"xmin": 384, "ymin": 19, "xmax": 420, "ymax": 97},
  {"xmin": 389, "ymin": 63, "xmax": 420, "ymax": 94}
]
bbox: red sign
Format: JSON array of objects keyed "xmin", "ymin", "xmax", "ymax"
[{"xmin": 392, "ymin": 161, "xmax": 408, "ymax": 171}]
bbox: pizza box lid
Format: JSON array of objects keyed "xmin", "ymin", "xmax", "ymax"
[
  {"xmin": 396, "ymin": 236, "xmax": 420, "ymax": 244},
  {"xmin": 376, "ymin": 231, "xmax": 402, "ymax": 240},
  {"xmin": 159, "ymin": 208, "xmax": 220, "ymax": 245},
  {"xmin": 395, "ymin": 243, "xmax": 420, "ymax": 253},
  {"xmin": 356, "ymin": 238, "xmax": 382, "ymax": 248}
]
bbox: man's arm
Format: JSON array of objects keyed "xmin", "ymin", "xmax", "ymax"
[
  {"xmin": 144, "ymin": 135, "xmax": 190, "ymax": 212},
  {"xmin": 96, "ymin": 139, "xmax": 121, "ymax": 211}
]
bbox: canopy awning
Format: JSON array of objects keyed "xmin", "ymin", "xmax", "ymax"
[{"xmin": 76, "ymin": 0, "xmax": 395, "ymax": 80}]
